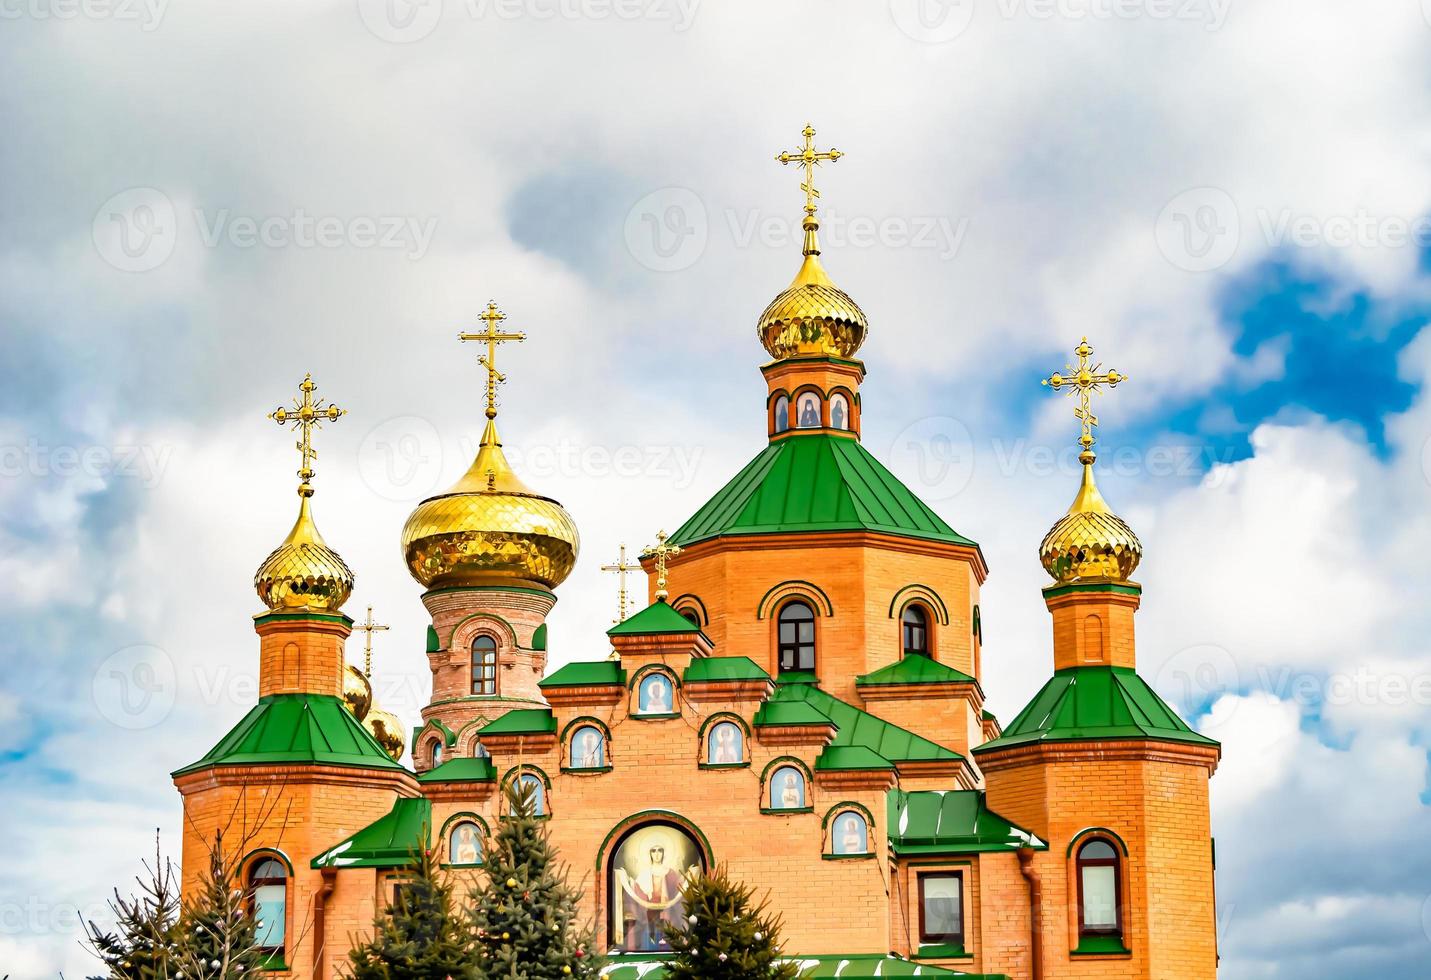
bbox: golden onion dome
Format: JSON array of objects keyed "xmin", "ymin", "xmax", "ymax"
[
  {"xmin": 342, "ymin": 663, "xmax": 373, "ymax": 721},
  {"xmin": 757, "ymin": 217, "xmax": 867, "ymax": 360},
  {"xmin": 254, "ymin": 495, "xmax": 355, "ymax": 612},
  {"xmin": 1040, "ymin": 462, "xmax": 1143, "ymax": 583},
  {"xmin": 363, "ymin": 706, "xmax": 405, "ymax": 761},
  {"xmin": 400, "ymin": 420, "xmax": 580, "ymax": 591}
]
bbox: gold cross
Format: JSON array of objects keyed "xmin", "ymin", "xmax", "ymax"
[
  {"xmin": 600, "ymin": 543, "xmax": 642, "ymax": 623},
  {"xmin": 776, "ymin": 123, "xmax": 843, "ymax": 217},
  {"xmin": 458, "ymin": 301, "xmax": 527, "ymax": 421},
  {"xmin": 355, "ymin": 604, "xmax": 390, "ymax": 677},
  {"xmin": 268, "ymin": 373, "xmax": 346, "ymax": 497},
  {"xmin": 1041, "ymin": 337, "xmax": 1127, "ymax": 464},
  {"xmin": 641, "ymin": 531, "xmax": 682, "ymax": 603}
]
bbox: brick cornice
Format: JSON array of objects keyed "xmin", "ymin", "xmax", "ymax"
[
  {"xmin": 172, "ymin": 762, "xmax": 418, "ymax": 796},
  {"xmin": 975, "ymin": 738, "xmax": 1221, "ymax": 774},
  {"xmin": 813, "ymin": 767, "xmax": 898, "ymax": 791},
  {"xmin": 754, "ymin": 723, "xmax": 838, "ymax": 747},
  {"xmin": 654, "ymin": 532, "xmax": 988, "ymax": 583}
]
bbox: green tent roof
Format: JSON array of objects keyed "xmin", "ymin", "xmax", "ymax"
[
  {"xmin": 857, "ymin": 654, "xmax": 976, "ymax": 686},
  {"xmin": 418, "ymin": 756, "xmax": 496, "ymax": 784},
  {"xmin": 173, "ymin": 694, "xmax": 404, "ymax": 776},
  {"xmin": 684, "ymin": 656, "xmax": 770, "ymax": 683},
  {"xmin": 312, "ymin": 797, "xmax": 429, "ymax": 869},
  {"xmin": 607, "ymin": 600, "xmax": 704, "ymax": 637},
  {"xmin": 603, "ymin": 955, "xmax": 1004, "ymax": 978},
  {"xmin": 760, "ymin": 681, "xmax": 963, "ymax": 770},
  {"xmin": 539, "ymin": 661, "xmax": 627, "ymax": 688},
  {"xmin": 478, "ymin": 708, "xmax": 557, "ymax": 736},
  {"xmin": 669, "ymin": 433, "xmax": 978, "ymax": 549},
  {"xmin": 974, "ymin": 666, "xmax": 1219, "ymax": 753},
  {"xmin": 888, "ymin": 789, "xmax": 1045, "ymax": 854}
]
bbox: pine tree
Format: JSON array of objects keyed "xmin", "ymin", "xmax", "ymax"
[
  {"xmin": 470, "ymin": 781, "xmax": 603, "ymax": 979},
  {"xmin": 661, "ymin": 865, "xmax": 801, "ymax": 980},
  {"xmin": 83, "ymin": 833, "xmax": 187, "ymax": 980},
  {"xmin": 173, "ymin": 833, "xmax": 267, "ymax": 979},
  {"xmin": 346, "ymin": 842, "xmax": 480, "ymax": 980}
]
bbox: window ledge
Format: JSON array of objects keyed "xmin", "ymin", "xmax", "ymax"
[
  {"xmin": 912, "ymin": 943, "xmax": 969, "ymax": 959},
  {"xmin": 699, "ymin": 761, "xmax": 750, "ymax": 770},
  {"xmin": 1072, "ymin": 935, "xmax": 1131, "ymax": 956},
  {"xmin": 560, "ymin": 765, "xmax": 613, "ymax": 775},
  {"xmin": 821, "ymin": 852, "xmax": 875, "ymax": 861},
  {"xmin": 760, "ymin": 806, "xmax": 814, "ymax": 815},
  {"xmin": 631, "ymin": 712, "xmax": 681, "ymax": 721}
]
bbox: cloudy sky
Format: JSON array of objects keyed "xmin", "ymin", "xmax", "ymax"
[{"xmin": 3, "ymin": 0, "xmax": 1431, "ymax": 975}]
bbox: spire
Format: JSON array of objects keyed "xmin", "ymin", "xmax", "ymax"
[
  {"xmin": 254, "ymin": 374, "xmax": 354, "ymax": 612},
  {"xmin": 1037, "ymin": 338, "xmax": 1142, "ymax": 583}
]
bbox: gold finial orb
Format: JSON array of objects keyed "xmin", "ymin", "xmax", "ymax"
[
  {"xmin": 401, "ymin": 304, "xmax": 580, "ymax": 591},
  {"xmin": 1037, "ymin": 337, "xmax": 1141, "ymax": 584},
  {"xmin": 363, "ymin": 706, "xmax": 406, "ymax": 761},
  {"xmin": 342, "ymin": 663, "xmax": 373, "ymax": 721},
  {"xmin": 759, "ymin": 124, "xmax": 868, "ymax": 361}
]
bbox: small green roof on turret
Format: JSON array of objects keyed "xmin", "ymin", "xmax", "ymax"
[
  {"xmin": 607, "ymin": 599, "xmax": 705, "ymax": 637},
  {"xmin": 669, "ymin": 433, "xmax": 978, "ymax": 550}
]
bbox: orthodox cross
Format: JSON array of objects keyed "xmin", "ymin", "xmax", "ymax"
[
  {"xmin": 600, "ymin": 543, "xmax": 642, "ymax": 623},
  {"xmin": 458, "ymin": 301, "xmax": 527, "ymax": 420},
  {"xmin": 1040, "ymin": 337, "xmax": 1126, "ymax": 464},
  {"xmin": 356, "ymin": 604, "xmax": 390, "ymax": 678},
  {"xmin": 268, "ymin": 373, "xmax": 346, "ymax": 496},
  {"xmin": 641, "ymin": 531, "xmax": 682, "ymax": 602},
  {"xmin": 776, "ymin": 123, "xmax": 843, "ymax": 217}
]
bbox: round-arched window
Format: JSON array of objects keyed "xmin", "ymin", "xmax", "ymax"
[
  {"xmin": 1076, "ymin": 838, "xmax": 1122, "ymax": 937},
  {"xmin": 447, "ymin": 820, "xmax": 484, "ymax": 866},
  {"xmin": 777, "ymin": 601, "xmax": 816, "ymax": 673},
  {"xmin": 831, "ymin": 811, "xmax": 869, "ymax": 855},
  {"xmin": 608, "ymin": 822, "xmax": 704, "ymax": 951},
  {"xmin": 509, "ymin": 771, "xmax": 547, "ymax": 816},
  {"xmin": 902, "ymin": 605, "xmax": 930, "ymax": 655},
  {"xmin": 830, "ymin": 393, "xmax": 850, "ymax": 430},
  {"xmin": 706, "ymin": 721, "xmax": 744, "ymax": 765},
  {"xmin": 768, "ymin": 765, "xmax": 806, "ymax": 809},
  {"xmin": 472, "ymin": 635, "xmax": 497, "ymax": 695},
  {"xmin": 570, "ymin": 725, "xmax": 606, "ymax": 769},
  {"xmin": 773, "ymin": 395, "xmax": 790, "ymax": 434},
  {"xmin": 249, "ymin": 857, "xmax": 288, "ymax": 955}
]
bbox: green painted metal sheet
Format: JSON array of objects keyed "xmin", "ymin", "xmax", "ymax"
[
  {"xmin": 607, "ymin": 600, "xmax": 704, "ymax": 637},
  {"xmin": 540, "ymin": 661, "xmax": 627, "ymax": 688},
  {"xmin": 856, "ymin": 654, "xmax": 976, "ymax": 686},
  {"xmin": 683, "ymin": 656, "xmax": 771, "ymax": 683},
  {"xmin": 887, "ymin": 789, "xmax": 1045, "ymax": 854},
  {"xmin": 311, "ymin": 797, "xmax": 430, "ymax": 869},
  {"xmin": 478, "ymin": 708, "xmax": 557, "ymax": 735}
]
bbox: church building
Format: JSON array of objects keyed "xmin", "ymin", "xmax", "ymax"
[{"xmin": 171, "ymin": 126, "xmax": 1221, "ymax": 980}]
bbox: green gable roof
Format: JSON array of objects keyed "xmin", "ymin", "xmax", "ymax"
[
  {"xmin": 669, "ymin": 433, "xmax": 978, "ymax": 549},
  {"xmin": 478, "ymin": 708, "xmax": 557, "ymax": 736},
  {"xmin": 418, "ymin": 756, "xmax": 496, "ymax": 784},
  {"xmin": 603, "ymin": 955, "xmax": 1005, "ymax": 979},
  {"xmin": 539, "ymin": 661, "xmax": 627, "ymax": 688},
  {"xmin": 856, "ymin": 654, "xmax": 976, "ymax": 686},
  {"xmin": 312, "ymin": 797, "xmax": 429, "ymax": 869},
  {"xmin": 753, "ymin": 699, "xmax": 832, "ymax": 727},
  {"xmin": 683, "ymin": 656, "xmax": 770, "ymax": 684},
  {"xmin": 607, "ymin": 600, "xmax": 703, "ymax": 637},
  {"xmin": 761, "ymin": 681, "xmax": 963, "ymax": 768},
  {"xmin": 974, "ymin": 666, "xmax": 1219, "ymax": 753},
  {"xmin": 173, "ymin": 694, "xmax": 403, "ymax": 776},
  {"xmin": 888, "ymin": 789, "xmax": 1045, "ymax": 855},
  {"xmin": 815, "ymin": 745, "xmax": 893, "ymax": 772}
]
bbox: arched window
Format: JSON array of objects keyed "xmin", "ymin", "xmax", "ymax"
[
  {"xmin": 430, "ymin": 741, "xmax": 443, "ymax": 769},
  {"xmin": 636, "ymin": 672, "xmax": 676, "ymax": 715},
  {"xmin": 830, "ymin": 811, "xmax": 869, "ymax": 855},
  {"xmin": 447, "ymin": 820, "xmax": 484, "ymax": 866},
  {"xmin": 607, "ymin": 822, "xmax": 705, "ymax": 951},
  {"xmin": 796, "ymin": 392, "xmax": 821, "ymax": 428},
  {"xmin": 830, "ymin": 393, "xmax": 850, "ymax": 430},
  {"xmin": 472, "ymin": 741, "xmax": 490, "ymax": 759},
  {"xmin": 570, "ymin": 725, "xmax": 606, "ymax": 769},
  {"xmin": 471, "ymin": 635, "xmax": 497, "ymax": 695},
  {"xmin": 249, "ymin": 857, "xmax": 287, "ymax": 957},
  {"xmin": 767, "ymin": 765, "xmax": 806, "ymax": 810},
  {"xmin": 678, "ymin": 607, "xmax": 701, "ymax": 627},
  {"xmin": 777, "ymin": 601, "xmax": 816, "ymax": 673},
  {"xmin": 1076, "ymin": 839, "xmax": 1122, "ymax": 938},
  {"xmin": 706, "ymin": 721, "xmax": 744, "ymax": 765},
  {"xmin": 510, "ymin": 771, "xmax": 546, "ymax": 816},
  {"xmin": 773, "ymin": 395, "xmax": 790, "ymax": 434},
  {"xmin": 902, "ymin": 605, "xmax": 929, "ymax": 656}
]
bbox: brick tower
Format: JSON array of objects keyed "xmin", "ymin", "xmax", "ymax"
[{"xmin": 975, "ymin": 341, "xmax": 1221, "ymax": 979}]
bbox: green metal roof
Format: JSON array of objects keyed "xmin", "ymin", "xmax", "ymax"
[
  {"xmin": 478, "ymin": 708, "xmax": 557, "ymax": 736},
  {"xmin": 888, "ymin": 789, "xmax": 1045, "ymax": 855},
  {"xmin": 669, "ymin": 433, "xmax": 978, "ymax": 549},
  {"xmin": 815, "ymin": 745, "xmax": 893, "ymax": 772},
  {"xmin": 417, "ymin": 756, "xmax": 496, "ymax": 783},
  {"xmin": 760, "ymin": 681, "xmax": 963, "ymax": 768},
  {"xmin": 753, "ymin": 698, "xmax": 832, "ymax": 727},
  {"xmin": 312, "ymin": 797, "xmax": 430, "ymax": 869},
  {"xmin": 539, "ymin": 661, "xmax": 627, "ymax": 688},
  {"xmin": 603, "ymin": 955, "xmax": 1004, "ymax": 978},
  {"xmin": 856, "ymin": 654, "xmax": 976, "ymax": 686},
  {"xmin": 173, "ymin": 694, "xmax": 404, "ymax": 776},
  {"xmin": 683, "ymin": 656, "xmax": 771, "ymax": 683},
  {"xmin": 607, "ymin": 600, "xmax": 704, "ymax": 637},
  {"xmin": 974, "ymin": 666, "xmax": 1219, "ymax": 753}
]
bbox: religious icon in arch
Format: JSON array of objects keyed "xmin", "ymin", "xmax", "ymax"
[
  {"xmin": 609, "ymin": 823, "xmax": 703, "ymax": 951},
  {"xmin": 797, "ymin": 393, "xmax": 821, "ymax": 428},
  {"xmin": 638, "ymin": 673, "xmax": 673, "ymax": 714}
]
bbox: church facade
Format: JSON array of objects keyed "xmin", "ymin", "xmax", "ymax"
[{"xmin": 172, "ymin": 128, "xmax": 1221, "ymax": 980}]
